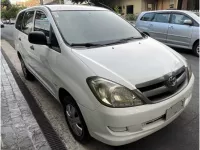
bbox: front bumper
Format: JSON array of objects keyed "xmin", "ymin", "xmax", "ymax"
[{"xmin": 79, "ymin": 74, "xmax": 194, "ymax": 146}]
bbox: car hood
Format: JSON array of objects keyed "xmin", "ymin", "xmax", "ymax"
[{"xmin": 72, "ymin": 38, "xmax": 184, "ymax": 89}]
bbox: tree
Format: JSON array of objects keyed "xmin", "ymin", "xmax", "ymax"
[
  {"xmin": 1, "ymin": 0, "xmax": 11, "ymax": 10},
  {"xmin": 1, "ymin": 5, "xmax": 26, "ymax": 19}
]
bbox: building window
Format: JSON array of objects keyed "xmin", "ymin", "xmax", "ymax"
[
  {"xmin": 126, "ymin": 5, "xmax": 134, "ymax": 14},
  {"xmin": 170, "ymin": 0, "xmax": 175, "ymax": 8}
]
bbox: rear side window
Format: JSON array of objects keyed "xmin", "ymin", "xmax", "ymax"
[
  {"xmin": 34, "ymin": 11, "xmax": 50, "ymax": 37},
  {"xmin": 15, "ymin": 11, "xmax": 25, "ymax": 31},
  {"xmin": 22, "ymin": 11, "xmax": 35, "ymax": 34},
  {"xmin": 140, "ymin": 13, "xmax": 155, "ymax": 21},
  {"xmin": 170, "ymin": 13, "xmax": 191, "ymax": 25},
  {"xmin": 152, "ymin": 13, "xmax": 170, "ymax": 23}
]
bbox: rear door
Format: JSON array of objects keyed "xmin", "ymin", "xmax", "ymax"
[
  {"xmin": 167, "ymin": 13, "xmax": 193, "ymax": 48},
  {"xmin": 15, "ymin": 11, "xmax": 26, "ymax": 58},
  {"xmin": 20, "ymin": 10, "xmax": 35, "ymax": 69},
  {"xmin": 148, "ymin": 12, "xmax": 171, "ymax": 43}
]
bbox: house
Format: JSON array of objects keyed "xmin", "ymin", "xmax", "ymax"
[
  {"xmin": 16, "ymin": 0, "xmax": 40, "ymax": 7},
  {"xmin": 111, "ymin": 0, "xmax": 199, "ymax": 15}
]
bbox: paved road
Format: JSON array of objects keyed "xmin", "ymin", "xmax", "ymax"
[{"xmin": 1, "ymin": 25, "xmax": 199, "ymax": 150}]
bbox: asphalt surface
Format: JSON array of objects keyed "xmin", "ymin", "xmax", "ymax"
[{"xmin": 1, "ymin": 24, "xmax": 199, "ymax": 150}]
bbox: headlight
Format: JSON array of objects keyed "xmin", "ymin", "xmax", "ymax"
[
  {"xmin": 186, "ymin": 61, "xmax": 192, "ymax": 80},
  {"xmin": 87, "ymin": 77, "xmax": 143, "ymax": 108}
]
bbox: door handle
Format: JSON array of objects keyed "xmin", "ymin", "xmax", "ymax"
[
  {"xmin": 18, "ymin": 37, "xmax": 21, "ymax": 41},
  {"xmin": 169, "ymin": 26, "xmax": 173, "ymax": 29},
  {"xmin": 30, "ymin": 45, "xmax": 34, "ymax": 50}
]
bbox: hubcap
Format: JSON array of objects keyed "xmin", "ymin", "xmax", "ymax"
[
  {"xmin": 66, "ymin": 104, "xmax": 83, "ymax": 136},
  {"xmin": 196, "ymin": 45, "xmax": 199, "ymax": 55}
]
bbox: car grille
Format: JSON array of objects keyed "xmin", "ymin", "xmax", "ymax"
[{"xmin": 136, "ymin": 66, "xmax": 188, "ymax": 103}]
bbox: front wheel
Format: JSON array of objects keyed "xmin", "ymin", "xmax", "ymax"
[
  {"xmin": 193, "ymin": 42, "xmax": 199, "ymax": 57},
  {"xmin": 62, "ymin": 96, "xmax": 91, "ymax": 144}
]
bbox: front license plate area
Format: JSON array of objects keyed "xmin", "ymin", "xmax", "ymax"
[{"xmin": 166, "ymin": 100, "xmax": 184, "ymax": 120}]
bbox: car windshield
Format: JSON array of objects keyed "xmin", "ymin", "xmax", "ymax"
[{"xmin": 52, "ymin": 10, "xmax": 142, "ymax": 47}]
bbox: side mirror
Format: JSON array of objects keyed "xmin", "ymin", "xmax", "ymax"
[
  {"xmin": 183, "ymin": 19, "xmax": 192, "ymax": 25},
  {"xmin": 28, "ymin": 31, "xmax": 47, "ymax": 45}
]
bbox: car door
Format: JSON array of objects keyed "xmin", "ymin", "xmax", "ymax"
[
  {"xmin": 148, "ymin": 12, "xmax": 170, "ymax": 43},
  {"xmin": 20, "ymin": 10, "xmax": 35, "ymax": 69},
  {"xmin": 30, "ymin": 10, "xmax": 61, "ymax": 95},
  {"xmin": 167, "ymin": 13, "xmax": 193, "ymax": 48},
  {"xmin": 136, "ymin": 12, "xmax": 155, "ymax": 33}
]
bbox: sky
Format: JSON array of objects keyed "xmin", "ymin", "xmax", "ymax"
[{"xmin": 10, "ymin": 0, "xmax": 27, "ymax": 4}]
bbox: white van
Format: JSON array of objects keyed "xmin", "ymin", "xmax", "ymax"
[{"xmin": 14, "ymin": 5, "xmax": 194, "ymax": 146}]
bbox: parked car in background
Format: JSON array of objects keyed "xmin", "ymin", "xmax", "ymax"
[
  {"xmin": 6, "ymin": 20, "xmax": 10, "ymax": 24},
  {"xmin": 15, "ymin": 5, "xmax": 194, "ymax": 146},
  {"xmin": 1, "ymin": 21, "xmax": 4, "ymax": 28},
  {"xmin": 9, "ymin": 18, "xmax": 16, "ymax": 24},
  {"xmin": 135, "ymin": 10, "xmax": 199, "ymax": 57},
  {"xmin": 2, "ymin": 19, "xmax": 7, "ymax": 24}
]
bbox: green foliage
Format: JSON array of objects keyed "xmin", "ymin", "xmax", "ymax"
[
  {"xmin": 1, "ymin": 0, "xmax": 11, "ymax": 10},
  {"xmin": 1, "ymin": 5, "xmax": 26, "ymax": 19},
  {"xmin": 114, "ymin": 6, "xmax": 120, "ymax": 14},
  {"xmin": 125, "ymin": 14, "xmax": 137, "ymax": 21}
]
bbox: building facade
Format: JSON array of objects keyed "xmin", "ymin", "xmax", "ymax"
[
  {"xmin": 111, "ymin": 0, "xmax": 199, "ymax": 15},
  {"xmin": 16, "ymin": 0, "xmax": 40, "ymax": 7}
]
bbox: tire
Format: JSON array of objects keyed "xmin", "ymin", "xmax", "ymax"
[
  {"xmin": 193, "ymin": 42, "xmax": 199, "ymax": 57},
  {"xmin": 62, "ymin": 96, "xmax": 91, "ymax": 144},
  {"xmin": 20, "ymin": 58, "xmax": 35, "ymax": 81}
]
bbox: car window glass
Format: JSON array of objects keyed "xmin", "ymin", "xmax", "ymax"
[
  {"xmin": 50, "ymin": 27, "xmax": 60, "ymax": 51},
  {"xmin": 16, "ymin": 11, "xmax": 25, "ymax": 31},
  {"xmin": 171, "ymin": 14, "xmax": 191, "ymax": 25},
  {"xmin": 22, "ymin": 11, "xmax": 34, "ymax": 34},
  {"xmin": 141, "ymin": 13, "xmax": 155, "ymax": 21},
  {"xmin": 34, "ymin": 11, "xmax": 50, "ymax": 37},
  {"xmin": 152, "ymin": 13, "xmax": 170, "ymax": 23}
]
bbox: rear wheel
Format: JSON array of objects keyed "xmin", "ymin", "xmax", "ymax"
[
  {"xmin": 193, "ymin": 42, "xmax": 199, "ymax": 57},
  {"xmin": 20, "ymin": 58, "xmax": 35, "ymax": 81},
  {"xmin": 62, "ymin": 96, "xmax": 90, "ymax": 144}
]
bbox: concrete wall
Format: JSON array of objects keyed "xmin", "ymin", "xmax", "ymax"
[
  {"xmin": 157, "ymin": 0, "xmax": 178, "ymax": 10},
  {"xmin": 112, "ymin": 0, "xmax": 179, "ymax": 15}
]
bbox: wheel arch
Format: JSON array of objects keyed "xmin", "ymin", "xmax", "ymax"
[
  {"xmin": 58, "ymin": 88, "xmax": 73, "ymax": 105},
  {"xmin": 193, "ymin": 39, "xmax": 199, "ymax": 49}
]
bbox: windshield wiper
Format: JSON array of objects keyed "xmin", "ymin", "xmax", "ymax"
[
  {"xmin": 70, "ymin": 37, "xmax": 143, "ymax": 47},
  {"xmin": 104, "ymin": 37, "xmax": 143, "ymax": 45},
  {"xmin": 71, "ymin": 43, "xmax": 103, "ymax": 47}
]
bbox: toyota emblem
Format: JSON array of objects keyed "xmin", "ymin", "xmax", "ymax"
[{"xmin": 166, "ymin": 75, "xmax": 177, "ymax": 92}]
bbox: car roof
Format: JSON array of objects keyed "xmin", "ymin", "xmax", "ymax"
[
  {"xmin": 23, "ymin": 4, "xmax": 107, "ymax": 12},
  {"xmin": 46, "ymin": 4, "xmax": 107, "ymax": 11},
  {"xmin": 142, "ymin": 10, "xmax": 193, "ymax": 14}
]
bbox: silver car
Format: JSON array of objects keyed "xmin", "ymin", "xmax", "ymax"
[{"xmin": 135, "ymin": 10, "xmax": 199, "ymax": 56}]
